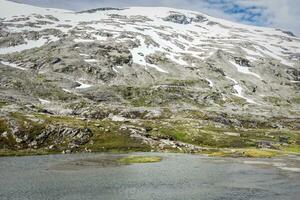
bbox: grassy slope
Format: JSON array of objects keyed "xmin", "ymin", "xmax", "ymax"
[{"xmin": 0, "ymin": 109, "xmax": 299, "ymax": 157}]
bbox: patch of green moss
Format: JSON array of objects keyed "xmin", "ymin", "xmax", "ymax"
[
  {"xmin": 290, "ymin": 97, "xmax": 300, "ymax": 104},
  {"xmin": 10, "ymin": 113, "xmax": 46, "ymax": 141},
  {"xmin": 231, "ymin": 96, "xmax": 247, "ymax": 106},
  {"xmin": 85, "ymin": 131, "xmax": 150, "ymax": 152},
  {"xmin": 243, "ymin": 149, "xmax": 279, "ymax": 158},
  {"xmin": 165, "ymin": 79, "xmax": 202, "ymax": 86},
  {"xmin": 0, "ymin": 119, "xmax": 9, "ymax": 133},
  {"xmin": 208, "ymin": 148, "xmax": 279, "ymax": 158},
  {"xmin": 0, "ymin": 149, "xmax": 59, "ymax": 157},
  {"xmin": 282, "ymin": 145, "xmax": 300, "ymax": 154},
  {"xmin": 0, "ymin": 102, "xmax": 7, "ymax": 108},
  {"xmin": 35, "ymin": 114, "xmax": 86, "ymax": 128},
  {"xmin": 263, "ymin": 96, "xmax": 282, "ymax": 106}
]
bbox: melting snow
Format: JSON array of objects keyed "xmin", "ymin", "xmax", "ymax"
[
  {"xmin": 39, "ymin": 98, "xmax": 51, "ymax": 104},
  {"xmin": 130, "ymin": 35, "xmax": 168, "ymax": 73},
  {"xmin": 112, "ymin": 67, "xmax": 119, "ymax": 73},
  {"xmin": 0, "ymin": 61, "xmax": 27, "ymax": 70},
  {"xmin": 84, "ymin": 59, "xmax": 98, "ymax": 63},
  {"xmin": 255, "ymin": 45, "xmax": 294, "ymax": 67},
  {"xmin": 229, "ymin": 61, "xmax": 261, "ymax": 79},
  {"xmin": 0, "ymin": 38, "xmax": 48, "ymax": 54},
  {"xmin": 79, "ymin": 53, "xmax": 89, "ymax": 57},
  {"xmin": 74, "ymin": 38, "xmax": 95, "ymax": 43},
  {"xmin": 226, "ymin": 76, "xmax": 256, "ymax": 104},
  {"xmin": 76, "ymin": 81, "xmax": 93, "ymax": 89},
  {"xmin": 0, "ymin": 0, "xmax": 299, "ymax": 77},
  {"xmin": 205, "ymin": 78, "xmax": 214, "ymax": 87},
  {"xmin": 63, "ymin": 88, "xmax": 72, "ymax": 93}
]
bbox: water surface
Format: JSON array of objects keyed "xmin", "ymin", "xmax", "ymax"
[{"xmin": 0, "ymin": 153, "xmax": 299, "ymax": 200}]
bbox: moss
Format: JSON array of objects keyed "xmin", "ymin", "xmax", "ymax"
[
  {"xmin": 165, "ymin": 79, "xmax": 202, "ymax": 86},
  {"xmin": 231, "ymin": 96, "xmax": 247, "ymax": 106},
  {"xmin": 282, "ymin": 145, "xmax": 300, "ymax": 154},
  {"xmin": 85, "ymin": 132, "xmax": 150, "ymax": 152},
  {"xmin": 0, "ymin": 102, "xmax": 7, "ymax": 108},
  {"xmin": 208, "ymin": 148, "xmax": 279, "ymax": 158},
  {"xmin": 242, "ymin": 149, "xmax": 279, "ymax": 158},
  {"xmin": 0, "ymin": 119, "xmax": 17, "ymax": 149},
  {"xmin": 118, "ymin": 155, "xmax": 162, "ymax": 164},
  {"xmin": 0, "ymin": 119, "xmax": 9, "ymax": 133},
  {"xmin": 177, "ymin": 109, "xmax": 208, "ymax": 119},
  {"xmin": 35, "ymin": 114, "xmax": 86, "ymax": 128},
  {"xmin": 263, "ymin": 96, "xmax": 282, "ymax": 106},
  {"xmin": 290, "ymin": 97, "xmax": 300, "ymax": 104},
  {"xmin": 159, "ymin": 126, "xmax": 188, "ymax": 141},
  {"xmin": 0, "ymin": 149, "xmax": 59, "ymax": 157},
  {"xmin": 208, "ymin": 151, "xmax": 228, "ymax": 157},
  {"xmin": 10, "ymin": 113, "xmax": 46, "ymax": 141}
]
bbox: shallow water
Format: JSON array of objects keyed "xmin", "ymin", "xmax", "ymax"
[{"xmin": 0, "ymin": 153, "xmax": 299, "ymax": 200}]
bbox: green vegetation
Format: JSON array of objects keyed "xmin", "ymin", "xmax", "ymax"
[
  {"xmin": 118, "ymin": 155, "xmax": 162, "ymax": 164},
  {"xmin": 242, "ymin": 149, "xmax": 279, "ymax": 158},
  {"xmin": 0, "ymin": 109, "xmax": 299, "ymax": 158},
  {"xmin": 0, "ymin": 102, "xmax": 7, "ymax": 108},
  {"xmin": 208, "ymin": 149, "xmax": 279, "ymax": 158},
  {"xmin": 282, "ymin": 145, "xmax": 300, "ymax": 154},
  {"xmin": 263, "ymin": 96, "xmax": 282, "ymax": 106},
  {"xmin": 10, "ymin": 113, "xmax": 46, "ymax": 141},
  {"xmin": 84, "ymin": 131, "xmax": 151, "ymax": 153},
  {"xmin": 0, "ymin": 149, "xmax": 60, "ymax": 157},
  {"xmin": 165, "ymin": 79, "xmax": 203, "ymax": 86}
]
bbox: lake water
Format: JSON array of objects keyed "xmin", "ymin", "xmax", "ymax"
[{"xmin": 0, "ymin": 153, "xmax": 299, "ymax": 200}]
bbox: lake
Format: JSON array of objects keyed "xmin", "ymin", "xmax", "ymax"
[{"xmin": 0, "ymin": 153, "xmax": 299, "ymax": 200}]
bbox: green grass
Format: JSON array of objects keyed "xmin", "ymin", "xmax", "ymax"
[
  {"xmin": 242, "ymin": 149, "xmax": 279, "ymax": 158},
  {"xmin": 118, "ymin": 155, "xmax": 162, "ymax": 164},
  {"xmin": 208, "ymin": 148, "xmax": 279, "ymax": 158},
  {"xmin": 0, "ymin": 102, "xmax": 7, "ymax": 108},
  {"xmin": 1, "ymin": 110, "xmax": 299, "ymax": 157},
  {"xmin": 0, "ymin": 149, "xmax": 59, "ymax": 157},
  {"xmin": 282, "ymin": 145, "xmax": 300, "ymax": 154}
]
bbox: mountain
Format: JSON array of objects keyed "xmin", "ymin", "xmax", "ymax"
[{"xmin": 0, "ymin": 0, "xmax": 299, "ymax": 156}]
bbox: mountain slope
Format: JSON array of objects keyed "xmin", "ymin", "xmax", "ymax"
[{"xmin": 0, "ymin": 0, "xmax": 299, "ymax": 155}]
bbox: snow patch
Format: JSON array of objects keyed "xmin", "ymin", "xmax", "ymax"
[
  {"xmin": 0, "ymin": 61, "xmax": 27, "ymax": 70},
  {"xmin": 79, "ymin": 53, "xmax": 89, "ymax": 57},
  {"xmin": 39, "ymin": 98, "xmax": 51, "ymax": 104},
  {"xmin": 112, "ymin": 67, "xmax": 118, "ymax": 73},
  {"xmin": 74, "ymin": 38, "xmax": 95, "ymax": 43},
  {"xmin": 63, "ymin": 89, "xmax": 72, "ymax": 93},
  {"xmin": 0, "ymin": 38, "xmax": 48, "ymax": 54},
  {"xmin": 84, "ymin": 59, "xmax": 98, "ymax": 63},
  {"xmin": 229, "ymin": 61, "xmax": 261, "ymax": 79},
  {"xmin": 226, "ymin": 76, "xmax": 257, "ymax": 104},
  {"xmin": 130, "ymin": 35, "xmax": 168, "ymax": 73},
  {"xmin": 205, "ymin": 78, "xmax": 214, "ymax": 87},
  {"xmin": 76, "ymin": 81, "xmax": 93, "ymax": 89}
]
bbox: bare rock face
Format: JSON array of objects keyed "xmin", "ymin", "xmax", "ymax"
[
  {"xmin": 164, "ymin": 14, "xmax": 192, "ymax": 24},
  {"xmin": 234, "ymin": 57, "xmax": 252, "ymax": 67}
]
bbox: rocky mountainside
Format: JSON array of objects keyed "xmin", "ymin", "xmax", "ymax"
[{"xmin": 0, "ymin": 0, "xmax": 299, "ymax": 156}]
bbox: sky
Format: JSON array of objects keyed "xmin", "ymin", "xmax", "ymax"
[{"xmin": 11, "ymin": 0, "xmax": 300, "ymax": 36}]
